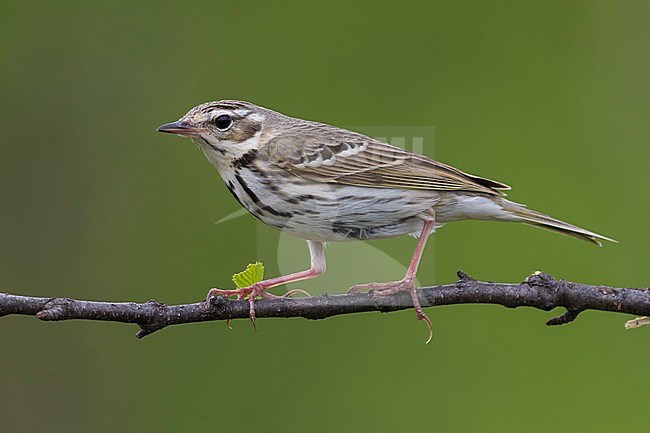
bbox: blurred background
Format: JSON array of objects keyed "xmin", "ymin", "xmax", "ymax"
[{"xmin": 1, "ymin": 1, "xmax": 648, "ymax": 432}]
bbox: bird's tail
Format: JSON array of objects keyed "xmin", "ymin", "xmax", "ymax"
[{"xmin": 500, "ymin": 199, "xmax": 617, "ymax": 246}]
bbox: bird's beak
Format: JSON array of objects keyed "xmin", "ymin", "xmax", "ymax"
[{"xmin": 156, "ymin": 121, "xmax": 205, "ymax": 137}]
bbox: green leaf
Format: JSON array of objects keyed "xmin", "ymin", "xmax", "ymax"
[{"xmin": 232, "ymin": 262, "xmax": 265, "ymax": 289}]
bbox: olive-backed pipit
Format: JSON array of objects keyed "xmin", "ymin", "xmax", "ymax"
[{"xmin": 157, "ymin": 100, "xmax": 614, "ymax": 341}]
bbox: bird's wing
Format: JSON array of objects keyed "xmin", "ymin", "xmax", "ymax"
[{"xmin": 266, "ymin": 132, "xmax": 510, "ymax": 196}]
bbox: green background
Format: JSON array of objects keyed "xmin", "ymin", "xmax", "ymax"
[{"xmin": 1, "ymin": 1, "xmax": 648, "ymax": 432}]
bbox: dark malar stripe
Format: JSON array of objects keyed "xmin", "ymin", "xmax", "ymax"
[{"xmin": 196, "ymin": 137, "xmax": 225, "ymax": 155}]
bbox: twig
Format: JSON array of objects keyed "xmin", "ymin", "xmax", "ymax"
[{"xmin": 0, "ymin": 271, "xmax": 648, "ymax": 338}]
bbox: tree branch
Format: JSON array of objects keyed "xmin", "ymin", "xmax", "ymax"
[{"xmin": 1, "ymin": 271, "xmax": 648, "ymax": 338}]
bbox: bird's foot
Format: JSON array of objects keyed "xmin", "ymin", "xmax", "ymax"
[
  {"xmin": 205, "ymin": 283, "xmax": 270, "ymax": 331},
  {"xmin": 348, "ymin": 279, "xmax": 433, "ymax": 344},
  {"xmin": 205, "ymin": 286, "xmax": 311, "ymax": 331}
]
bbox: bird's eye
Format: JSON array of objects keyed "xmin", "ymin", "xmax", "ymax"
[{"xmin": 214, "ymin": 114, "xmax": 233, "ymax": 131}]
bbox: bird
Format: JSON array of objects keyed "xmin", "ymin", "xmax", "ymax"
[{"xmin": 157, "ymin": 100, "xmax": 615, "ymax": 342}]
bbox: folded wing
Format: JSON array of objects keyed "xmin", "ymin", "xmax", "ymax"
[{"xmin": 266, "ymin": 132, "xmax": 510, "ymax": 196}]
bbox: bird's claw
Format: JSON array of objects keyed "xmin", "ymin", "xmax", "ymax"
[
  {"xmin": 349, "ymin": 279, "xmax": 433, "ymax": 343},
  {"xmin": 205, "ymin": 284, "xmax": 266, "ymax": 331},
  {"xmin": 204, "ymin": 284, "xmax": 309, "ymax": 331},
  {"xmin": 416, "ymin": 308, "xmax": 434, "ymax": 344}
]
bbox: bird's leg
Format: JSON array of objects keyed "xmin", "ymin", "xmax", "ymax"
[
  {"xmin": 349, "ymin": 211, "xmax": 436, "ymax": 343},
  {"xmin": 205, "ymin": 240, "xmax": 326, "ymax": 329}
]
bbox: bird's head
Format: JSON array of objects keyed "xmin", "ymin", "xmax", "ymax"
[{"xmin": 157, "ymin": 100, "xmax": 271, "ymax": 156}]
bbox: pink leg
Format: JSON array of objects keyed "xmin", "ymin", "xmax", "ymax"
[
  {"xmin": 349, "ymin": 212, "xmax": 436, "ymax": 343},
  {"xmin": 206, "ymin": 240, "xmax": 326, "ymax": 329}
]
